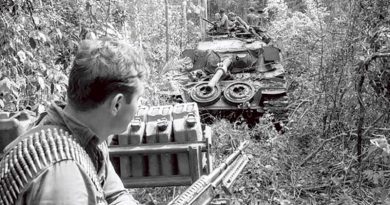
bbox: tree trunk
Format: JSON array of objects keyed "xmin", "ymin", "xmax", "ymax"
[
  {"xmin": 107, "ymin": 0, "xmax": 111, "ymax": 22},
  {"xmin": 129, "ymin": 0, "xmax": 138, "ymax": 42},
  {"xmin": 182, "ymin": 0, "xmax": 188, "ymax": 49},
  {"xmin": 199, "ymin": 0, "xmax": 207, "ymax": 40},
  {"xmin": 356, "ymin": 62, "xmax": 365, "ymax": 164},
  {"xmin": 203, "ymin": 0, "xmax": 208, "ymax": 22},
  {"xmin": 136, "ymin": 2, "xmax": 142, "ymax": 47},
  {"xmin": 165, "ymin": 0, "xmax": 169, "ymax": 62}
]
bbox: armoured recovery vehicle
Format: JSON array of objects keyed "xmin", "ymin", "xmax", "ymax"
[{"xmin": 167, "ymin": 19, "xmax": 289, "ymax": 127}]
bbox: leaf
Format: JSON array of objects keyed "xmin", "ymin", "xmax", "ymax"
[
  {"xmin": 101, "ymin": 23, "xmax": 122, "ymax": 38},
  {"xmin": 37, "ymin": 76, "xmax": 45, "ymax": 90},
  {"xmin": 17, "ymin": 50, "xmax": 26, "ymax": 63},
  {"xmin": 55, "ymin": 72, "xmax": 69, "ymax": 83},
  {"xmin": 85, "ymin": 32, "xmax": 97, "ymax": 40},
  {"xmin": 39, "ymin": 62, "xmax": 47, "ymax": 72},
  {"xmin": 37, "ymin": 104, "xmax": 45, "ymax": 114},
  {"xmin": 370, "ymin": 137, "xmax": 390, "ymax": 154},
  {"xmin": 264, "ymin": 165, "xmax": 273, "ymax": 170},
  {"xmin": 0, "ymin": 77, "xmax": 19, "ymax": 94},
  {"xmin": 38, "ymin": 32, "xmax": 47, "ymax": 42},
  {"xmin": 32, "ymin": 15, "xmax": 40, "ymax": 25},
  {"xmin": 56, "ymin": 28, "xmax": 63, "ymax": 39},
  {"xmin": 15, "ymin": 76, "xmax": 26, "ymax": 89},
  {"xmin": 29, "ymin": 37, "xmax": 37, "ymax": 49},
  {"xmin": 55, "ymin": 84, "xmax": 62, "ymax": 93},
  {"xmin": 0, "ymin": 99, "xmax": 4, "ymax": 108},
  {"xmin": 25, "ymin": 51, "xmax": 33, "ymax": 59}
]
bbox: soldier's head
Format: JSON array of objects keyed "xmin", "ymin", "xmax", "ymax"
[
  {"xmin": 67, "ymin": 39, "xmax": 148, "ymax": 135},
  {"xmin": 219, "ymin": 8, "xmax": 225, "ymax": 14},
  {"xmin": 249, "ymin": 7, "xmax": 255, "ymax": 13},
  {"xmin": 228, "ymin": 12, "xmax": 236, "ymax": 21}
]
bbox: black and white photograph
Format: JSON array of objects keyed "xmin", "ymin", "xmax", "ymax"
[{"xmin": 0, "ymin": 0, "xmax": 390, "ymax": 204}]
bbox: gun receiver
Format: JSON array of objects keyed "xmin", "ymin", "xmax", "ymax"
[{"xmin": 168, "ymin": 141, "xmax": 250, "ymax": 205}]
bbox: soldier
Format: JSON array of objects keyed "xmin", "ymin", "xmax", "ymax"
[
  {"xmin": 207, "ymin": 13, "xmax": 222, "ymax": 33},
  {"xmin": 227, "ymin": 12, "xmax": 246, "ymax": 33},
  {"xmin": 181, "ymin": 46, "xmax": 261, "ymax": 76},
  {"xmin": 246, "ymin": 7, "xmax": 259, "ymax": 26},
  {"xmin": 257, "ymin": 8, "xmax": 267, "ymax": 28},
  {"xmin": 216, "ymin": 8, "xmax": 229, "ymax": 32},
  {"xmin": 0, "ymin": 39, "xmax": 147, "ymax": 204}
]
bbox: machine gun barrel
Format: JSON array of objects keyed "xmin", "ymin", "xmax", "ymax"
[
  {"xmin": 207, "ymin": 57, "xmax": 232, "ymax": 88},
  {"xmin": 168, "ymin": 140, "xmax": 250, "ymax": 205},
  {"xmin": 235, "ymin": 17, "xmax": 250, "ymax": 30},
  {"xmin": 205, "ymin": 140, "xmax": 248, "ymax": 183},
  {"xmin": 235, "ymin": 17, "xmax": 263, "ymax": 40},
  {"xmin": 202, "ymin": 17, "xmax": 216, "ymax": 26}
]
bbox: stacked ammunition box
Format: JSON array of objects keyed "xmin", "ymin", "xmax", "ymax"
[{"xmin": 109, "ymin": 103, "xmax": 211, "ymax": 188}]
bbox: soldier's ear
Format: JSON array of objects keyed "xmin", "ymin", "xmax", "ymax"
[{"xmin": 109, "ymin": 93, "xmax": 125, "ymax": 115}]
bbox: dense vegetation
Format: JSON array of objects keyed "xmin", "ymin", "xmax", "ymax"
[{"xmin": 1, "ymin": 0, "xmax": 390, "ymax": 204}]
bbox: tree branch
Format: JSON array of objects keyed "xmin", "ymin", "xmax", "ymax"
[
  {"xmin": 355, "ymin": 52, "xmax": 390, "ymax": 163},
  {"xmin": 299, "ymin": 133, "xmax": 349, "ymax": 167},
  {"xmin": 363, "ymin": 52, "xmax": 390, "ymax": 67},
  {"xmin": 362, "ymin": 112, "xmax": 387, "ymax": 136}
]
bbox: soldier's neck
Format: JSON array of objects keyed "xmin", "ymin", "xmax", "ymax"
[{"xmin": 63, "ymin": 105, "xmax": 110, "ymax": 142}]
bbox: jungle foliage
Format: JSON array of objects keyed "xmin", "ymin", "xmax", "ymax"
[{"xmin": 1, "ymin": 0, "xmax": 390, "ymax": 204}]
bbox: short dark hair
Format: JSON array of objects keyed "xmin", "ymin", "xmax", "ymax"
[
  {"xmin": 219, "ymin": 8, "xmax": 225, "ymax": 14},
  {"xmin": 228, "ymin": 12, "xmax": 236, "ymax": 17},
  {"xmin": 67, "ymin": 39, "xmax": 148, "ymax": 111}
]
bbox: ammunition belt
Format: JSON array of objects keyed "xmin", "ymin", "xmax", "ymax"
[{"xmin": 0, "ymin": 126, "xmax": 103, "ymax": 205}]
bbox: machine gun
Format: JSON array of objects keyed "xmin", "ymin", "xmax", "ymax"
[
  {"xmin": 202, "ymin": 17, "xmax": 221, "ymax": 35},
  {"xmin": 233, "ymin": 17, "xmax": 271, "ymax": 44},
  {"xmin": 168, "ymin": 140, "xmax": 250, "ymax": 205},
  {"xmin": 202, "ymin": 17, "xmax": 217, "ymax": 26}
]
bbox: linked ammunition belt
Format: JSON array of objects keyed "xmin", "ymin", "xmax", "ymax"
[{"xmin": 0, "ymin": 126, "xmax": 103, "ymax": 205}]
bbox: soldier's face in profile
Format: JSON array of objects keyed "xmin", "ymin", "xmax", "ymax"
[{"xmin": 111, "ymin": 79, "xmax": 145, "ymax": 134}]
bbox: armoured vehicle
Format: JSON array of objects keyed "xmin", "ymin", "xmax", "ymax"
[{"xmin": 168, "ymin": 20, "xmax": 289, "ymax": 127}]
